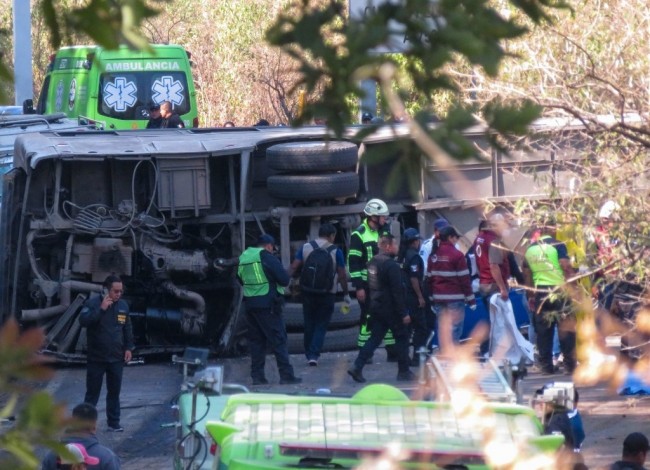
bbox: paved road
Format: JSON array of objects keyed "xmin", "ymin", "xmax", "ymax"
[{"xmin": 40, "ymin": 350, "xmax": 650, "ymax": 470}]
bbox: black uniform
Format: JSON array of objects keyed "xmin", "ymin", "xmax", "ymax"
[
  {"xmin": 161, "ymin": 113, "xmax": 185, "ymax": 128},
  {"xmin": 401, "ymin": 246, "xmax": 428, "ymax": 363},
  {"xmin": 544, "ymin": 409, "xmax": 576, "ymax": 450},
  {"xmin": 240, "ymin": 250, "xmax": 297, "ymax": 384},
  {"xmin": 79, "ymin": 294, "xmax": 134, "ymax": 429},
  {"xmin": 146, "ymin": 116, "xmax": 162, "ymax": 129},
  {"xmin": 352, "ymin": 253, "xmax": 410, "ymax": 375}
]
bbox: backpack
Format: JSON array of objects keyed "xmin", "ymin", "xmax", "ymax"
[{"xmin": 299, "ymin": 241, "xmax": 337, "ymax": 294}]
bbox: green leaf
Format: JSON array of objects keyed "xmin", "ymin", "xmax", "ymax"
[
  {"xmin": 483, "ymin": 99, "xmax": 543, "ymax": 135},
  {"xmin": 39, "ymin": 0, "xmax": 61, "ymax": 49}
]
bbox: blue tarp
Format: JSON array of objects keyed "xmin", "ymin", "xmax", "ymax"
[
  {"xmin": 431, "ymin": 289, "xmax": 531, "ymax": 346},
  {"xmin": 618, "ymin": 370, "xmax": 650, "ymax": 395}
]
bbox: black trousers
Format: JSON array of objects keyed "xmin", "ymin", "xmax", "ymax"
[
  {"xmin": 354, "ymin": 312, "xmax": 410, "ymax": 374},
  {"xmin": 533, "ymin": 292, "xmax": 576, "ymax": 373},
  {"xmin": 302, "ymin": 293, "xmax": 335, "ymax": 360},
  {"xmin": 406, "ymin": 296, "xmax": 428, "ymax": 358},
  {"xmin": 85, "ymin": 360, "xmax": 124, "ymax": 427},
  {"xmin": 246, "ymin": 303, "xmax": 295, "ymax": 381}
]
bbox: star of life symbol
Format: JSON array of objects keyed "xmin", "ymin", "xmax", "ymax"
[
  {"xmin": 151, "ymin": 76, "xmax": 185, "ymax": 107},
  {"xmin": 103, "ymin": 77, "xmax": 138, "ymax": 112},
  {"xmin": 55, "ymin": 80, "xmax": 64, "ymax": 111}
]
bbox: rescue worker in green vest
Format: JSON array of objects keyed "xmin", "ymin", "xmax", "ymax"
[
  {"xmin": 347, "ymin": 199, "xmax": 397, "ymax": 360},
  {"xmin": 238, "ymin": 234, "xmax": 301, "ymax": 386},
  {"xmin": 523, "ymin": 225, "xmax": 577, "ymax": 375}
]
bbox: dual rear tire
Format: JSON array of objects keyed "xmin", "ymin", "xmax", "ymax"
[{"xmin": 266, "ymin": 141, "xmax": 359, "ymax": 200}]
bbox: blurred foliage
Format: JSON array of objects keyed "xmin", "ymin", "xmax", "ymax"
[
  {"xmin": 266, "ymin": 0, "xmax": 567, "ymax": 157},
  {"xmin": 0, "ymin": 0, "xmax": 167, "ymax": 103},
  {"xmin": 38, "ymin": 0, "xmax": 164, "ymax": 51},
  {"xmin": 0, "ymin": 319, "xmax": 68, "ymax": 470}
]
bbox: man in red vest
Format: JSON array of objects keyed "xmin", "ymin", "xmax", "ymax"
[{"xmin": 473, "ymin": 213, "xmax": 511, "ymax": 355}]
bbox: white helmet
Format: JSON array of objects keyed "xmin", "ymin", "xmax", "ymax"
[
  {"xmin": 364, "ymin": 198, "xmax": 389, "ymax": 217},
  {"xmin": 599, "ymin": 200, "xmax": 620, "ymax": 219}
]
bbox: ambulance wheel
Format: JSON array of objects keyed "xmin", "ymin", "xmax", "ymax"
[
  {"xmin": 267, "ymin": 173, "xmax": 359, "ymax": 200},
  {"xmin": 283, "ymin": 300, "xmax": 361, "ymax": 331},
  {"xmin": 287, "ymin": 326, "xmax": 359, "ymax": 354},
  {"xmin": 266, "ymin": 141, "xmax": 358, "ymax": 172}
]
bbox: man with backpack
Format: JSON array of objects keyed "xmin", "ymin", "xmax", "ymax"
[{"xmin": 290, "ymin": 223, "xmax": 350, "ymax": 366}]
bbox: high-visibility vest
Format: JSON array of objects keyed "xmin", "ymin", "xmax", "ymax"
[
  {"xmin": 524, "ymin": 235, "xmax": 565, "ymax": 286},
  {"xmin": 348, "ymin": 220, "xmax": 379, "ymax": 283},
  {"xmin": 238, "ymin": 247, "xmax": 283, "ymax": 297}
]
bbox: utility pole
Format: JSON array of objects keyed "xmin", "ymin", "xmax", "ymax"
[{"xmin": 13, "ymin": 0, "xmax": 33, "ymax": 106}]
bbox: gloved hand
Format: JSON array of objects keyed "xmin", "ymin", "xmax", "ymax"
[
  {"xmin": 469, "ymin": 304, "xmax": 477, "ymax": 311},
  {"xmin": 341, "ymin": 294, "xmax": 352, "ymax": 314}
]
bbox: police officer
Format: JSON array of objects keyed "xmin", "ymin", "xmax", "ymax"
[
  {"xmin": 399, "ymin": 227, "xmax": 429, "ymax": 365},
  {"xmin": 79, "ymin": 275, "xmax": 133, "ymax": 432},
  {"xmin": 523, "ymin": 225, "xmax": 576, "ymax": 375},
  {"xmin": 347, "ymin": 198, "xmax": 397, "ymax": 359},
  {"xmin": 238, "ymin": 234, "xmax": 301, "ymax": 385},
  {"xmin": 146, "ymin": 103, "xmax": 162, "ymax": 128},
  {"xmin": 160, "ymin": 101, "xmax": 185, "ymax": 128},
  {"xmin": 348, "ymin": 234, "xmax": 414, "ymax": 383}
]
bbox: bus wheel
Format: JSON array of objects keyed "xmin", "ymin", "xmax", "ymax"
[{"xmin": 266, "ymin": 141, "xmax": 358, "ymax": 172}]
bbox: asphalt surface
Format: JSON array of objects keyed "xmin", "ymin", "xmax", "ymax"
[{"xmin": 37, "ymin": 349, "xmax": 650, "ymax": 470}]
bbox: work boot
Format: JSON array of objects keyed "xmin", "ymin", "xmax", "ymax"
[
  {"xmin": 252, "ymin": 377, "xmax": 269, "ymax": 385},
  {"xmin": 347, "ymin": 368, "xmax": 366, "ymax": 383},
  {"xmin": 396, "ymin": 370, "xmax": 416, "ymax": 382}
]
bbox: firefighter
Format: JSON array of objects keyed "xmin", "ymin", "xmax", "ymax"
[{"xmin": 347, "ymin": 198, "xmax": 396, "ymax": 360}]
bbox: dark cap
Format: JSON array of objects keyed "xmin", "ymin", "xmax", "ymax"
[
  {"xmin": 433, "ymin": 218, "xmax": 449, "ymax": 231},
  {"xmin": 623, "ymin": 432, "xmax": 650, "ymax": 454},
  {"xmin": 149, "ymin": 103, "xmax": 160, "ymax": 111},
  {"xmin": 402, "ymin": 227, "xmax": 421, "ymax": 242},
  {"xmin": 379, "ymin": 230, "xmax": 395, "ymax": 240},
  {"xmin": 361, "ymin": 112, "xmax": 373, "ymax": 122},
  {"xmin": 439, "ymin": 226, "xmax": 460, "ymax": 240},
  {"xmin": 257, "ymin": 234, "xmax": 275, "ymax": 246}
]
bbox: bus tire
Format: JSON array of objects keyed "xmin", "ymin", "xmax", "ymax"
[
  {"xmin": 283, "ymin": 300, "xmax": 361, "ymax": 331},
  {"xmin": 266, "ymin": 141, "xmax": 358, "ymax": 172},
  {"xmin": 268, "ymin": 173, "xmax": 359, "ymax": 200},
  {"xmin": 287, "ymin": 326, "xmax": 359, "ymax": 355}
]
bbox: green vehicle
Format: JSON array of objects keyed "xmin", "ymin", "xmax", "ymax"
[
  {"xmin": 36, "ymin": 44, "xmax": 199, "ymax": 129},
  {"xmin": 176, "ymin": 383, "xmax": 563, "ymax": 470}
]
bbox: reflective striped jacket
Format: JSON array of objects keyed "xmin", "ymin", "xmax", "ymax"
[
  {"xmin": 347, "ymin": 220, "xmax": 379, "ymax": 290},
  {"xmin": 426, "ymin": 241, "xmax": 476, "ymax": 305}
]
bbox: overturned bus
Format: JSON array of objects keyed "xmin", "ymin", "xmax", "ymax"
[{"xmin": 0, "ymin": 122, "xmax": 583, "ymax": 361}]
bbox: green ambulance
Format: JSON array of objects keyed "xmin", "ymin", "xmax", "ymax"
[
  {"xmin": 36, "ymin": 44, "xmax": 199, "ymax": 130},
  {"xmin": 176, "ymin": 383, "xmax": 563, "ymax": 470}
]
